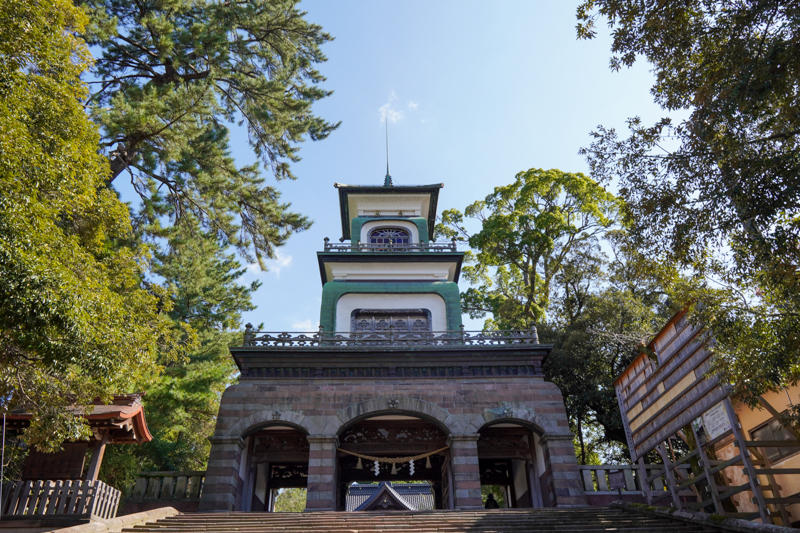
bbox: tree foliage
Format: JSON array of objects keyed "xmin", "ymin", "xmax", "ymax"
[
  {"xmin": 441, "ymin": 171, "xmax": 673, "ymax": 459},
  {"xmin": 274, "ymin": 488, "xmax": 306, "ymax": 512},
  {"xmin": 545, "ymin": 233, "xmax": 675, "ymax": 461},
  {"xmin": 102, "ymin": 215, "xmax": 257, "ymax": 489},
  {"xmin": 2, "ymin": 0, "xmax": 335, "ymax": 457},
  {"xmin": 0, "ymin": 0, "xmax": 182, "ymax": 450},
  {"xmin": 439, "ymin": 168, "xmax": 620, "ymax": 328},
  {"xmin": 577, "ymin": 0, "xmax": 800, "ymax": 401},
  {"xmin": 82, "ymin": 0, "xmax": 338, "ymax": 265}
]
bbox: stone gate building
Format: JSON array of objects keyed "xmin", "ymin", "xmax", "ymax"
[{"xmin": 199, "ymin": 178, "xmax": 585, "ymax": 512}]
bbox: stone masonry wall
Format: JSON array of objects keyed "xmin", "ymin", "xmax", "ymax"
[{"xmin": 199, "ymin": 375, "xmax": 585, "ymax": 511}]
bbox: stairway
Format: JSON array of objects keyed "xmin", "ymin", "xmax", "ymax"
[{"xmin": 122, "ymin": 507, "xmax": 726, "ymax": 532}]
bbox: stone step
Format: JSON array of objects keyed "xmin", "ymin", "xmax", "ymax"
[
  {"xmin": 136, "ymin": 520, "xmax": 683, "ymax": 531},
  {"xmin": 123, "ymin": 524, "xmax": 708, "ymax": 533},
  {"xmin": 120, "ymin": 508, "xmax": 722, "ymax": 533},
  {"xmin": 126, "ymin": 521, "xmax": 703, "ymax": 533},
  {"xmin": 136, "ymin": 518, "xmax": 694, "ymax": 524}
]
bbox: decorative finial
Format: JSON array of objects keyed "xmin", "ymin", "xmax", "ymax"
[{"xmin": 384, "ymin": 119, "xmax": 392, "ymax": 186}]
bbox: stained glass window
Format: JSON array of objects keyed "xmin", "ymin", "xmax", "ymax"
[{"xmin": 368, "ymin": 227, "xmax": 411, "ymax": 246}]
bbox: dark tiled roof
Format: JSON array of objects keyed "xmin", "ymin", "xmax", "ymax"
[{"xmin": 346, "ymin": 482, "xmax": 435, "ymax": 511}]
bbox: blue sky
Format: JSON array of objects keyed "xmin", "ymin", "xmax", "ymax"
[{"xmin": 215, "ymin": 1, "xmax": 664, "ymax": 332}]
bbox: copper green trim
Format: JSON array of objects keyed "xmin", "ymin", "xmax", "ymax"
[
  {"xmin": 319, "ymin": 281, "xmax": 462, "ymax": 332},
  {"xmin": 350, "ymin": 217, "xmax": 429, "ymax": 244}
]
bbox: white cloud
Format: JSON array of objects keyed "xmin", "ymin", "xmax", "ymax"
[
  {"xmin": 291, "ymin": 319, "xmax": 315, "ymax": 331},
  {"xmin": 265, "ymin": 250, "xmax": 293, "ymax": 277},
  {"xmin": 247, "ymin": 250, "xmax": 293, "ymax": 277},
  {"xmin": 378, "ymin": 91, "xmax": 404, "ymax": 123},
  {"xmin": 407, "ymin": 101, "xmax": 419, "ymax": 111}
]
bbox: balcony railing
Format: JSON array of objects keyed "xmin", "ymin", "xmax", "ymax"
[
  {"xmin": 322, "ymin": 238, "xmax": 458, "ymax": 253},
  {"xmin": 241, "ymin": 327, "xmax": 540, "ymax": 348}
]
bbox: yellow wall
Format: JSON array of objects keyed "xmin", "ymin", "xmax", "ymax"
[{"xmin": 732, "ymin": 386, "xmax": 800, "ymax": 524}]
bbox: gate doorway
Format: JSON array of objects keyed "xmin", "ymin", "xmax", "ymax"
[
  {"xmin": 246, "ymin": 426, "xmax": 309, "ymax": 511},
  {"xmin": 336, "ymin": 415, "xmax": 452, "ymax": 510},
  {"xmin": 478, "ymin": 422, "xmax": 543, "ymax": 508}
]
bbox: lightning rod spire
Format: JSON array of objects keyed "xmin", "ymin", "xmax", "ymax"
[{"xmin": 384, "ymin": 119, "xmax": 392, "ymax": 187}]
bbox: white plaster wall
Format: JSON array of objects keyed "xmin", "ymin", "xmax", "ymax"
[
  {"xmin": 533, "ymin": 433, "xmax": 546, "ymax": 475},
  {"xmin": 349, "ymin": 194, "xmax": 429, "ymax": 219},
  {"xmin": 328, "ymin": 262, "xmax": 452, "ymax": 281},
  {"xmin": 335, "ymin": 293, "xmax": 447, "ymax": 332},
  {"xmin": 512, "ymin": 459, "xmax": 529, "ymax": 504},
  {"xmin": 359, "ymin": 219, "xmax": 420, "ymax": 244}
]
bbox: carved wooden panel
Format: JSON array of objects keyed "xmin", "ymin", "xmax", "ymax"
[
  {"xmin": 477, "ymin": 428, "xmax": 532, "ymax": 459},
  {"xmin": 250, "ymin": 429, "xmax": 309, "ymax": 463},
  {"xmin": 339, "ymin": 420, "xmax": 447, "ymax": 455},
  {"xmin": 268, "ymin": 462, "xmax": 308, "ymax": 488}
]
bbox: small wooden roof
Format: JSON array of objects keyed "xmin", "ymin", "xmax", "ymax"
[
  {"xmin": 354, "ymin": 482, "xmax": 417, "ymax": 511},
  {"xmin": 5, "ymin": 394, "xmax": 153, "ymax": 444}
]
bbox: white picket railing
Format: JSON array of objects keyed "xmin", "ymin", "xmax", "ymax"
[{"xmin": 0, "ymin": 479, "xmax": 120, "ymax": 520}]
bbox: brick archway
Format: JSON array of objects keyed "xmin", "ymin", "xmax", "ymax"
[
  {"xmin": 224, "ymin": 409, "xmax": 310, "ymax": 439},
  {"xmin": 334, "ymin": 401, "xmax": 454, "ymax": 511},
  {"xmin": 336, "ymin": 396, "xmax": 452, "ymax": 434}
]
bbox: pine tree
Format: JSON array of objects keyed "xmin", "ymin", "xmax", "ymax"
[
  {"xmin": 81, "ymin": 0, "xmax": 339, "ymax": 265},
  {"xmin": 102, "ymin": 216, "xmax": 258, "ymax": 488}
]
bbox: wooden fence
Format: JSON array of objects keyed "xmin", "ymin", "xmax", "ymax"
[
  {"xmin": 0, "ymin": 479, "xmax": 120, "ymax": 520},
  {"xmin": 614, "ymin": 310, "xmax": 800, "ymax": 525},
  {"xmin": 130, "ymin": 471, "xmax": 205, "ymax": 502}
]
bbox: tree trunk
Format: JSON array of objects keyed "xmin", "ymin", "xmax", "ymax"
[{"xmin": 107, "ymin": 144, "xmax": 135, "ymax": 184}]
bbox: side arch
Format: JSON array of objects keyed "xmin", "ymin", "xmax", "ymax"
[
  {"xmin": 224, "ymin": 409, "xmax": 310, "ymax": 438},
  {"xmin": 479, "ymin": 405, "xmax": 569, "ymax": 438}
]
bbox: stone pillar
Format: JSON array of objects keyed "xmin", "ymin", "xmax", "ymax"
[
  {"xmin": 449, "ymin": 434, "xmax": 482, "ymax": 509},
  {"xmin": 199, "ymin": 436, "xmax": 245, "ymax": 511},
  {"xmin": 541, "ymin": 433, "xmax": 587, "ymax": 507},
  {"xmin": 306, "ymin": 435, "xmax": 338, "ymax": 511}
]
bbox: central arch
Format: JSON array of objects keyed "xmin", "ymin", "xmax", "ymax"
[
  {"xmin": 336, "ymin": 397, "xmax": 452, "ymax": 430},
  {"xmin": 335, "ymin": 405, "xmax": 454, "ymax": 511}
]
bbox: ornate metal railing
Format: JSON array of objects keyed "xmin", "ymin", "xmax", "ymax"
[
  {"xmin": 322, "ymin": 238, "xmax": 458, "ymax": 253},
  {"xmin": 241, "ymin": 326, "xmax": 540, "ymax": 348}
]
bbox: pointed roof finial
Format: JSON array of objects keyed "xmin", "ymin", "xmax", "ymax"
[{"xmin": 384, "ymin": 119, "xmax": 393, "ymax": 186}]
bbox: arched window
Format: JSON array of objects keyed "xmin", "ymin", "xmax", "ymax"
[{"xmin": 368, "ymin": 227, "xmax": 411, "ymax": 247}]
